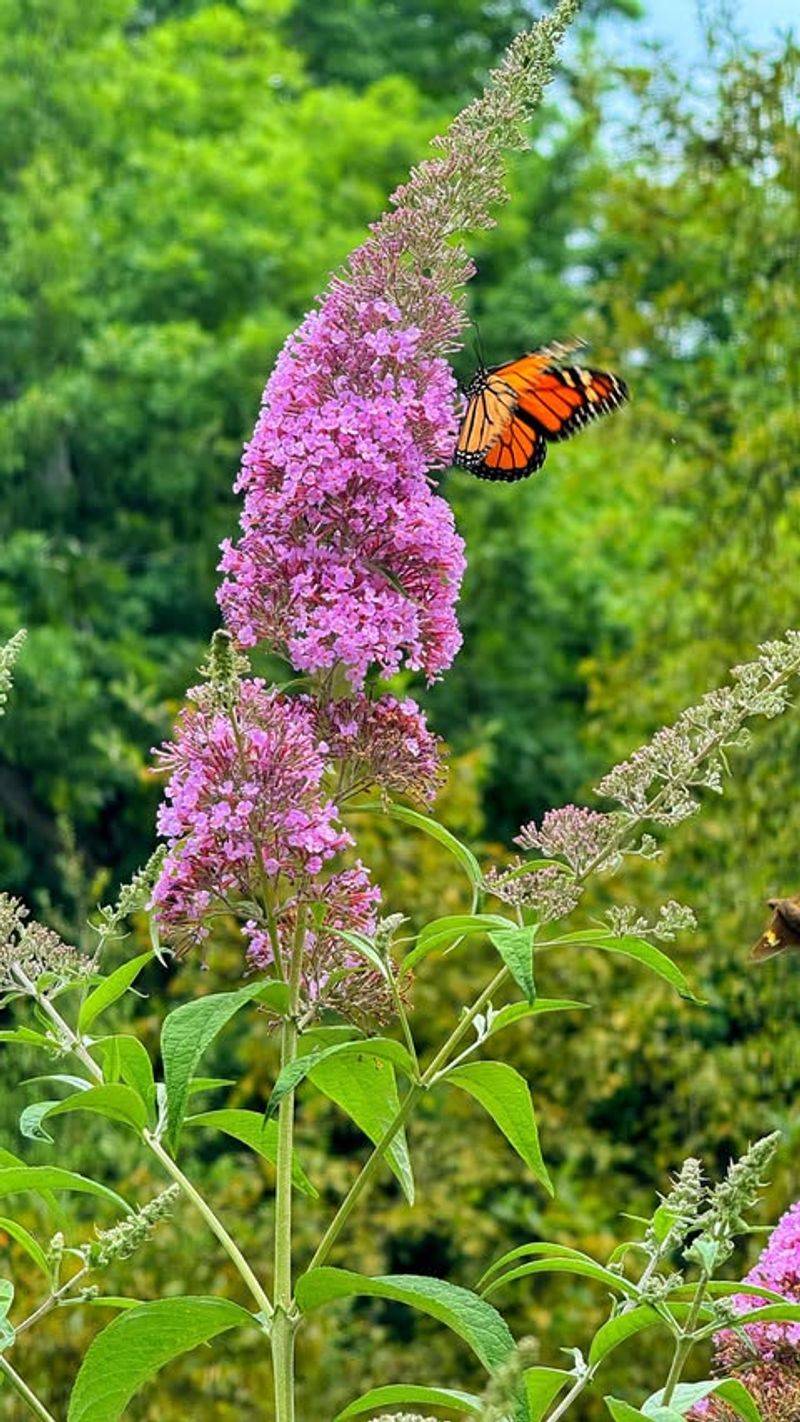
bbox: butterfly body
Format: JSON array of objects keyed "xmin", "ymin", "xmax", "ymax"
[{"xmin": 454, "ymin": 342, "xmax": 628, "ymax": 482}]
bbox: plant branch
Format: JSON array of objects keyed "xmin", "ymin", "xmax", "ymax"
[
  {"xmin": 0, "ymin": 1354, "xmax": 58, "ymax": 1422},
  {"xmin": 271, "ymin": 908, "xmax": 306, "ymax": 1422},
  {"xmin": 11, "ymin": 964, "xmax": 272, "ymax": 1321}
]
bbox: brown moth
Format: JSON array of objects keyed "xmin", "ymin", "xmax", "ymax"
[{"xmin": 750, "ymin": 896, "xmax": 800, "ymax": 962}]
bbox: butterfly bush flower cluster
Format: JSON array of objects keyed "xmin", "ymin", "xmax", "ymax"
[
  {"xmin": 694, "ymin": 1199, "xmax": 800, "ymax": 1421},
  {"xmin": 218, "ymin": 297, "xmax": 465, "ymax": 686},
  {"xmin": 154, "ymin": 6, "xmax": 587, "ymax": 1017}
]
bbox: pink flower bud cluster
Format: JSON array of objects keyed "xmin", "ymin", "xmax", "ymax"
[
  {"xmin": 152, "ymin": 680, "xmax": 350, "ymax": 952},
  {"xmin": 217, "ymin": 293, "xmax": 465, "ymax": 689}
]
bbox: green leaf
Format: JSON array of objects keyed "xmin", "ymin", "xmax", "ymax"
[
  {"xmin": 0, "ymin": 1216, "xmax": 51, "ymax": 1279},
  {"xmin": 78, "ymin": 951, "xmax": 153, "ymax": 1034},
  {"xmin": 444, "ymin": 1062, "xmax": 552, "ymax": 1194},
  {"xmin": 404, "ymin": 915, "xmax": 512, "ymax": 973},
  {"xmin": 645, "ymin": 1380, "xmax": 761, "ymax": 1422},
  {"xmin": 606, "ymin": 1402, "xmax": 658, "ymax": 1422},
  {"xmin": 82, "ymin": 1297, "xmax": 143, "ymax": 1311},
  {"xmin": 478, "ymin": 1242, "xmax": 602, "ymax": 1292},
  {"xmin": 548, "ymin": 933, "xmax": 701, "ymax": 1002},
  {"xmin": 92, "ymin": 1037, "xmax": 156, "ymax": 1117},
  {"xmin": 351, "ymin": 803, "xmax": 481, "ymax": 887},
  {"xmin": 589, "ymin": 1306, "xmax": 662, "ymax": 1365},
  {"xmin": 161, "ymin": 981, "xmax": 276, "ymax": 1150},
  {"xmin": 20, "ymin": 1101, "xmax": 59, "ymax": 1143},
  {"xmin": 335, "ymin": 1384, "xmax": 483, "ymax": 1419},
  {"xmin": 43, "ymin": 1085, "xmax": 148, "ymax": 1134},
  {"xmin": 67, "ymin": 1296, "xmax": 255, "ymax": 1421},
  {"xmin": 726, "ymin": 1303, "xmax": 800, "ymax": 1326},
  {"xmin": 295, "ymin": 1269, "xmax": 515, "ymax": 1372},
  {"xmin": 0, "ymin": 1028, "xmax": 52, "ymax": 1049},
  {"xmin": 486, "ymin": 1000, "xmax": 589, "ymax": 1039},
  {"xmin": 185, "ymin": 1109, "xmax": 317, "ymax": 1198},
  {"xmin": 484, "ymin": 1256, "xmax": 639, "ymax": 1301},
  {"xmin": 0, "ymin": 1167, "xmax": 129, "ymax": 1214},
  {"xmin": 0, "ymin": 1280, "xmax": 13, "ymax": 1319},
  {"xmin": 524, "ymin": 1367, "xmax": 572, "ymax": 1422},
  {"xmin": 669, "ymin": 1281, "xmax": 786, "ymax": 1304},
  {"xmin": 487, "ymin": 926, "xmax": 537, "ymax": 1002},
  {"xmin": 309, "ymin": 1053, "xmax": 415, "ymax": 1204},
  {"xmin": 266, "ymin": 1038, "xmax": 417, "ymax": 1119}
]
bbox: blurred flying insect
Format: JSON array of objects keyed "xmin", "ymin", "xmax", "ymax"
[
  {"xmin": 454, "ymin": 337, "xmax": 628, "ymax": 482},
  {"xmin": 750, "ymin": 896, "xmax": 800, "ymax": 962}
]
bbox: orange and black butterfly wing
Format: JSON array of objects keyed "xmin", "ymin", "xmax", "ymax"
[
  {"xmin": 492, "ymin": 354, "xmax": 628, "ymax": 443},
  {"xmin": 454, "ymin": 372, "xmax": 546, "ymax": 482}
]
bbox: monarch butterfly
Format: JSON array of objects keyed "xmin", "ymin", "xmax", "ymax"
[{"xmin": 454, "ymin": 339, "xmax": 628, "ymax": 482}]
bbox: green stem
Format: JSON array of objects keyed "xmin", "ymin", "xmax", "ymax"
[
  {"xmin": 142, "ymin": 1130, "xmax": 272, "ymax": 1318},
  {"xmin": 660, "ymin": 1270, "xmax": 710, "ymax": 1406},
  {"xmin": 0, "ymin": 1354, "xmax": 58, "ymax": 1422},
  {"xmin": 14, "ymin": 1265, "xmax": 91, "ymax": 1340},
  {"xmin": 13, "ymin": 965, "xmax": 272, "ymax": 1321},
  {"xmin": 307, "ymin": 963, "xmax": 510, "ymax": 1272},
  {"xmin": 271, "ymin": 912, "xmax": 306, "ymax": 1422}
]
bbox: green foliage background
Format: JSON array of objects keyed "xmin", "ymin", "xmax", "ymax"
[{"xmin": 0, "ymin": 0, "xmax": 798, "ymax": 1414}]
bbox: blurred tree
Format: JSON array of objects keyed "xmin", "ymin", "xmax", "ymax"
[{"xmin": 0, "ymin": 0, "xmax": 437, "ymax": 907}]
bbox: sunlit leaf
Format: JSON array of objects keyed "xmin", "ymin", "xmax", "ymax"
[
  {"xmin": 444, "ymin": 1061, "xmax": 551, "ymax": 1194},
  {"xmin": 296, "ymin": 1269, "xmax": 514, "ymax": 1372}
]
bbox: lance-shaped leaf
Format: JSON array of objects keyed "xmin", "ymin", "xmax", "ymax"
[
  {"xmin": 336, "ymin": 1384, "xmax": 483, "ymax": 1419},
  {"xmin": 525, "ymin": 1368, "xmax": 572, "ymax": 1422},
  {"xmin": 92, "ymin": 1036, "xmax": 156, "ymax": 1117},
  {"xmin": 487, "ymin": 926, "xmax": 537, "ymax": 1002},
  {"xmin": 266, "ymin": 1038, "xmax": 417, "ymax": 1118},
  {"xmin": 22, "ymin": 1085, "xmax": 148, "ymax": 1141},
  {"xmin": 484, "ymin": 1255, "xmax": 639, "ymax": 1301},
  {"xmin": 644, "ymin": 1380, "xmax": 761, "ymax": 1422},
  {"xmin": 184, "ymin": 1109, "xmax": 317, "ymax": 1198},
  {"xmin": 296, "ymin": 1269, "xmax": 515, "ymax": 1372},
  {"xmin": 547, "ymin": 932, "xmax": 702, "ymax": 1002},
  {"xmin": 78, "ymin": 951, "xmax": 153, "ymax": 1034},
  {"xmin": 334, "ymin": 930, "xmax": 391, "ymax": 980},
  {"xmin": 67, "ymin": 1296, "xmax": 255, "ymax": 1421},
  {"xmin": 589, "ymin": 1306, "xmax": 662, "ymax": 1366},
  {"xmin": 404, "ymin": 914, "xmax": 512, "ymax": 973},
  {"xmin": 0, "ymin": 1166, "xmax": 129, "ymax": 1214},
  {"xmin": 486, "ymin": 999, "xmax": 589, "ymax": 1039},
  {"xmin": 350, "ymin": 802, "xmax": 481, "ymax": 887},
  {"xmin": 161, "ymin": 980, "xmax": 288, "ymax": 1149},
  {"xmin": 0, "ymin": 1217, "xmax": 51, "ymax": 1280},
  {"xmin": 478, "ymin": 1241, "xmax": 602, "ymax": 1293},
  {"xmin": 606, "ymin": 1401, "xmax": 679, "ymax": 1422},
  {"xmin": 309, "ymin": 1053, "xmax": 415, "ymax": 1203},
  {"xmin": 444, "ymin": 1061, "xmax": 552, "ymax": 1194}
]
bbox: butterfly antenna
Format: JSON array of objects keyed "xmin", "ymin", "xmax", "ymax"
[{"xmin": 469, "ymin": 318, "xmax": 488, "ymax": 372}]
